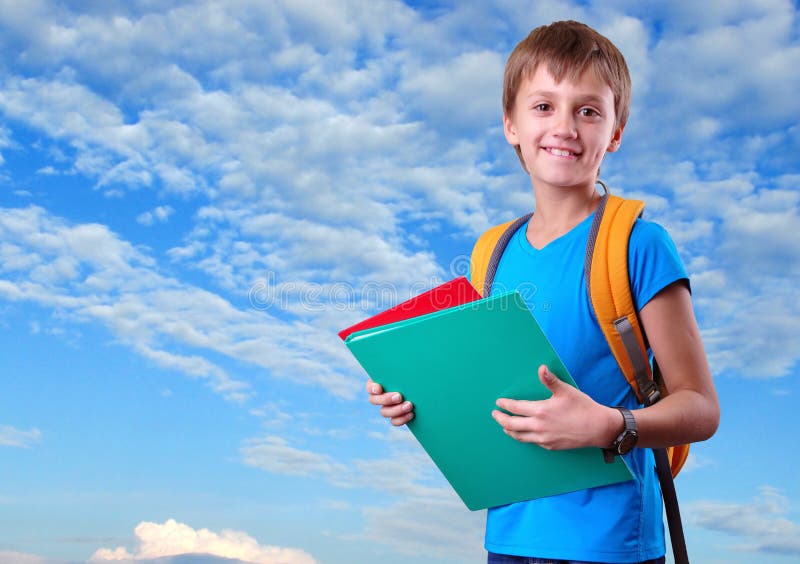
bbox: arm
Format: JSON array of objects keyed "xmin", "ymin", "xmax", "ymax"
[
  {"xmin": 365, "ymin": 378, "xmax": 415, "ymax": 426},
  {"xmin": 626, "ymin": 281, "xmax": 719, "ymax": 447},
  {"xmin": 493, "ymin": 282, "xmax": 719, "ymax": 450}
]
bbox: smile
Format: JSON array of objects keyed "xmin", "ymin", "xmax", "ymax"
[{"xmin": 544, "ymin": 147, "xmax": 579, "ymax": 158}]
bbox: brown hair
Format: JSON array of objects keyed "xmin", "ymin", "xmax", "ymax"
[{"xmin": 503, "ymin": 21, "xmax": 631, "ymax": 169}]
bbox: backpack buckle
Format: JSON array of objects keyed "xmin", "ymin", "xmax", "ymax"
[{"xmin": 641, "ymin": 381, "xmax": 661, "ymax": 406}]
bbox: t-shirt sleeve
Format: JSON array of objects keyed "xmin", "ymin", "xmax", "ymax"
[{"xmin": 628, "ymin": 219, "xmax": 689, "ymax": 312}]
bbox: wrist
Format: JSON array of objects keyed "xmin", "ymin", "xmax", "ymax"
[
  {"xmin": 604, "ymin": 407, "xmax": 639, "ymax": 458},
  {"xmin": 599, "ymin": 405, "xmax": 625, "ymax": 448}
]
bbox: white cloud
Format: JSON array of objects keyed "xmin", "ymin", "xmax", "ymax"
[
  {"xmin": 91, "ymin": 546, "xmax": 133, "ymax": 561},
  {"xmin": 240, "ymin": 430, "xmax": 485, "ymax": 559},
  {"xmin": 400, "ymin": 50, "xmax": 504, "ymax": 132},
  {"xmin": 91, "ymin": 518, "xmax": 316, "ymax": 564},
  {"xmin": 136, "ymin": 205, "xmax": 174, "ymax": 226},
  {"xmin": 240, "ymin": 436, "xmax": 347, "ymax": 478},
  {"xmin": 0, "ymin": 74, "xmax": 146, "ymax": 152},
  {"xmin": 0, "ymin": 2, "xmax": 796, "ymax": 390},
  {"xmin": 240, "ymin": 424, "xmax": 456, "ymax": 500},
  {"xmin": 688, "ymin": 486, "xmax": 800, "ymax": 555},
  {"xmin": 0, "ymin": 425, "xmax": 42, "ymax": 448},
  {"xmin": 0, "ymin": 206, "xmax": 363, "ymax": 400},
  {"xmin": 644, "ymin": 2, "xmax": 800, "ymax": 143},
  {"xmin": 0, "ymin": 124, "xmax": 11, "ymax": 166},
  {"xmin": 361, "ymin": 497, "xmax": 485, "ymax": 561},
  {"xmin": 679, "ymin": 452, "xmax": 714, "ymax": 473}
]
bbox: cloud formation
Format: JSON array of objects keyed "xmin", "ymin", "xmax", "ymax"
[
  {"xmin": 0, "ymin": 205, "xmax": 360, "ymax": 400},
  {"xmin": 0, "ymin": 0, "xmax": 796, "ymax": 389},
  {"xmin": 91, "ymin": 519, "xmax": 316, "ymax": 564}
]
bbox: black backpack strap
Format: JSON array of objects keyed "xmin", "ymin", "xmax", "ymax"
[{"xmin": 655, "ymin": 445, "xmax": 689, "ymax": 563}]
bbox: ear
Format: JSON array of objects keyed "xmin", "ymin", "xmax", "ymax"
[
  {"xmin": 606, "ymin": 123, "xmax": 625, "ymax": 153},
  {"xmin": 503, "ymin": 112, "xmax": 520, "ymax": 146}
]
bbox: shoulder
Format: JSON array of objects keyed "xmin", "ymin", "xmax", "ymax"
[
  {"xmin": 627, "ymin": 218, "xmax": 689, "ymax": 309},
  {"xmin": 629, "ymin": 217, "xmax": 674, "ymax": 248},
  {"xmin": 628, "ymin": 218, "xmax": 683, "ymax": 264},
  {"xmin": 469, "ymin": 215, "xmax": 531, "ymax": 291}
]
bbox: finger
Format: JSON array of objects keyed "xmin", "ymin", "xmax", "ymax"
[
  {"xmin": 368, "ymin": 391, "xmax": 404, "ymax": 406},
  {"xmin": 504, "ymin": 429, "xmax": 555, "ymax": 448},
  {"xmin": 390, "ymin": 411, "xmax": 415, "ymax": 426},
  {"xmin": 365, "ymin": 379, "xmax": 383, "ymax": 395},
  {"xmin": 538, "ymin": 365, "xmax": 563, "ymax": 394},
  {"xmin": 495, "ymin": 397, "xmax": 539, "ymax": 416},
  {"xmin": 492, "ymin": 409, "xmax": 539, "ymax": 432},
  {"xmin": 380, "ymin": 401, "xmax": 414, "ymax": 419}
]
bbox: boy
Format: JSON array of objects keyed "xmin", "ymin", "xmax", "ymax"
[{"xmin": 366, "ymin": 20, "xmax": 719, "ymax": 563}]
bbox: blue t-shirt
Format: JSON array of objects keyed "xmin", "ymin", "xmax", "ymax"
[{"xmin": 482, "ymin": 211, "xmax": 688, "ymax": 563}]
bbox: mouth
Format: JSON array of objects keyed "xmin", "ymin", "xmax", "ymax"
[{"xmin": 543, "ymin": 147, "xmax": 580, "ymax": 158}]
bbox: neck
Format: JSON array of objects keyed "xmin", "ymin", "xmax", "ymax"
[{"xmin": 526, "ymin": 182, "xmax": 602, "ymax": 249}]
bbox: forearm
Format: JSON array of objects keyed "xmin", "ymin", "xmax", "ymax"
[
  {"xmin": 626, "ymin": 282, "xmax": 720, "ymax": 449},
  {"xmin": 601, "ymin": 388, "xmax": 720, "ymax": 449}
]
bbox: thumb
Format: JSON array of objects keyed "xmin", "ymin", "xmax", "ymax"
[{"xmin": 538, "ymin": 365, "xmax": 562, "ymax": 394}]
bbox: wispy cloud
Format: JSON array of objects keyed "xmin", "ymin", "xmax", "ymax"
[
  {"xmin": 240, "ymin": 428, "xmax": 484, "ymax": 558},
  {"xmin": 679, "ymin": 452, "xmax": 714, "ymax": 473},
  {"xmin": 0, "ymin": 424, "xmax": 41, "ymax": 448},
  {"xmin": 240, "ymin": 436, "xmax": 348, "ymax": 478},
  {"xmin": 0, "ymin": 551, "xmax": 46, "ymax": 564},
  {"xmin": 136, "ymin": 205, "xmax": 174, "ymax": 226},
  {"xmin": 0, "ymin": 205, "xmax": 360, "ymax": 400},
  {"xmin": 688, "ymin": 486, "xmax": 800, "ymax": 555},
  {"xmin": 240, "ymin": 430, "xmax": 446, "ymax": 499},
  {"xmin": 360, "ymin": 497, "xmax": 485, "ymax": 561}
]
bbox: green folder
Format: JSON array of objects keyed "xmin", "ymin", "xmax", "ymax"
[{"xmin": 346, "ymin": 290, "xmax": 632, "ymax": 511}]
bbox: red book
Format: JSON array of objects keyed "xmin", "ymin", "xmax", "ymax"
[{"xmin": 338, "ymin": 276, "xmax": 482, "ymax": 341}]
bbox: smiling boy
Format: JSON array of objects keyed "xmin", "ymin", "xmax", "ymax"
[{"xmin": 367, "ymin": 20, "xmax": 719, "ymax": 563}]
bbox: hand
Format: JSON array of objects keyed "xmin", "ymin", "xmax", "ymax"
[
  {"xmin": 491, "ymin": 365, "xmax": 619, "ymax": 450},
  {"xmin": 365, "ymin": 378, "xmax": 415, "ymax": 426}
]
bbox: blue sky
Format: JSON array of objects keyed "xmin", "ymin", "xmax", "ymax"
[{"xmin": 0, "ymin": 1, "xmax": 798, "ymax": 562}]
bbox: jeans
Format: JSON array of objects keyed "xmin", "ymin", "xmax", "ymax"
[{"xmin": 487, "ymin": 552, "xmax": 666, "ymax": 564}]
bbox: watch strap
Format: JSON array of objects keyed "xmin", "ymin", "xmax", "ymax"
[
  {"xmin": 617, "ymin": 406, "xmax": 636, "ymax": 436},
  {"xmin": 603, "ymin": 407, "xmax": 637, "ymax": 462}
]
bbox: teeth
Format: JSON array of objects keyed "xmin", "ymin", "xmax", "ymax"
[{"xmin": 550, "ymin": 148, "xmax": 573, "ymax": 157}]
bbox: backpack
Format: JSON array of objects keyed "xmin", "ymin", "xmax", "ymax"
[{"xmin": 469, "ymin": 192, "xmax": 690, "ymax": 477}]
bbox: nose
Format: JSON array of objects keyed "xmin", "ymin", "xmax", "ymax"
[{"xmin": 552, "ymin": 109, "xmax": 577, "ymax": 138}]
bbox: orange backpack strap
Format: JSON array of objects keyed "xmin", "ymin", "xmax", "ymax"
[
  {"xmin": 469, "ymin": 213, "xmax": 532, "ymax": 296},
  {"xmin": 587, "ymin": 194, "xmax": 660, "ymax": 405},
  {"xmin": 587, "ymin": 193, "xmax": 689, "ymax": 477}
]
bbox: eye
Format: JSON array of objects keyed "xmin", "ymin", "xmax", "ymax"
[
  {"xmin": 533, "ymin": 103, "xmax": 551, "ymax": 112},
  {"xmin": 579, "ymin": 107, "xmax": 600, "ymax": 117}
]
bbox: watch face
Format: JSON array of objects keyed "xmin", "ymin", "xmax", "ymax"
[{"xmin": 617, "ymin": 431, "xmax": 638, "ymax": 455}]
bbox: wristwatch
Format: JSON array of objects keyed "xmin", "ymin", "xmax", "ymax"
[{"xmin": 603, "ymin": 407, "xmax": 638, "ymax": 463}]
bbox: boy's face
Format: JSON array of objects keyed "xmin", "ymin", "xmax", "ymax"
[{"xmin": 503, "ymin": 64, "xmax": 624, "ymax": 192}]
